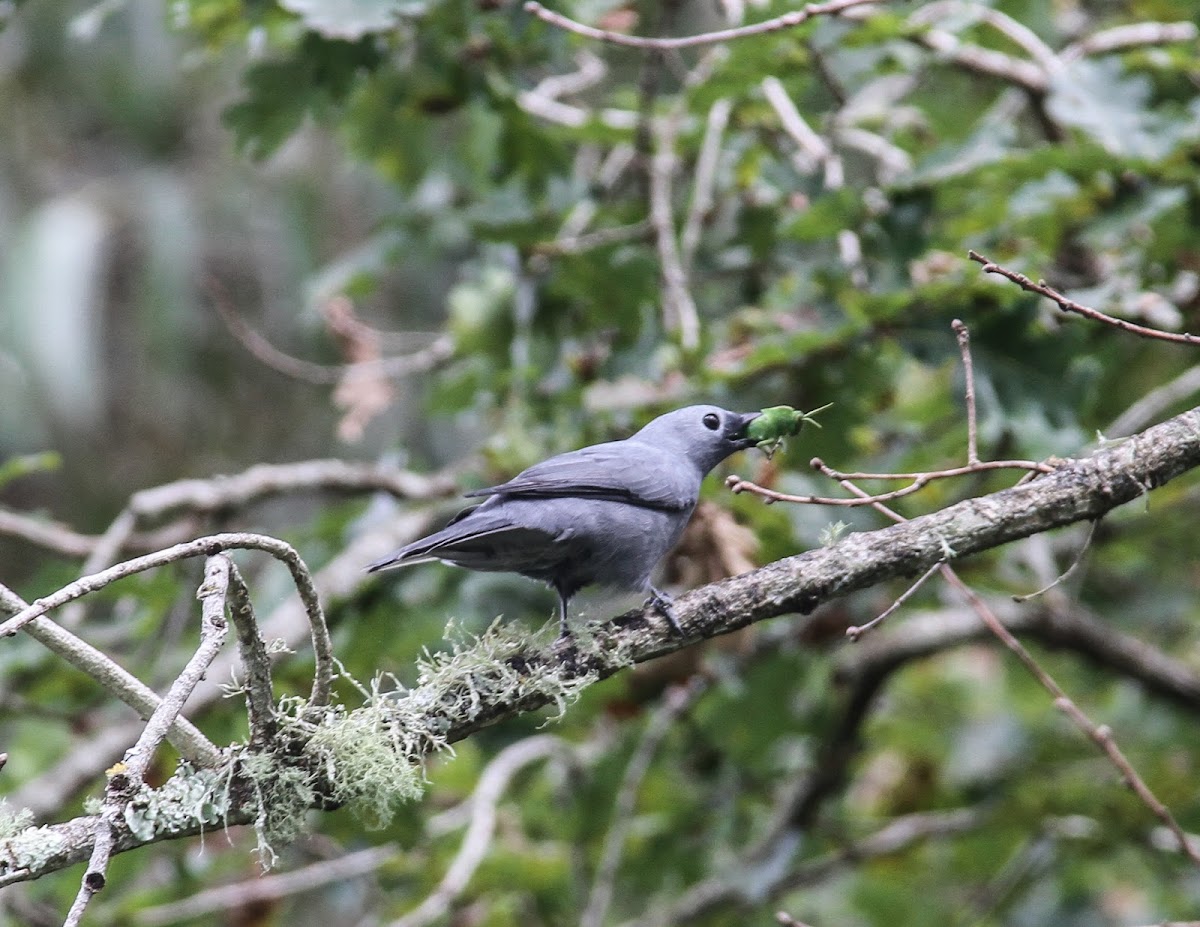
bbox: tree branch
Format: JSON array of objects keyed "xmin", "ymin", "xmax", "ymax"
[
  {"xmin": 523, "ymin": 0, "xmax": 883, "ymax": 51},
  {"xmin": 0, "ymin": 584, "xmax": 222, "ymax": 768},
  {"xmin": 0, "ymin": 533, "xmax": 333, "ymax": 719},
  {"xmin": 4, "ymin": 407, "xmax": 1200, "ymax": 885}
]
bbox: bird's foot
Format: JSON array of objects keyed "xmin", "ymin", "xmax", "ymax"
[{"xmin": 648, "ymin": 587, "xmax": 684, "ymax": 637}]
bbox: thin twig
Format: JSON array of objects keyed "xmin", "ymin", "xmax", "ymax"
[
  {"xmin": 846, "ymin": 561, "xmax": 942, "ymax": 641},
  {"xmin": 680, "ymin": 98, "xmax": 732, "ymax": 273},
  {"xmin": 942, "ymin": 569, "xmax": 1200, "ymax": 867},
  {"xmin": 812, "ymin": 462, "xmax": 1200, "ymax": 868},
  {"xmin": 1064, "ymin": 20, "xmax": 1198, "ymax": 59},
  {"xmin": 901, "ymin": 15, "xmax": 1047, "ymax": 92},
  {"xmin": 1012, "ymin": 519, "xmax": 1099, "ymax": 602},
  {"xmin": 59, "ymin": 510, "xmax": 136, "ymax": 629},
  {"xmin": 0, "ymin": 510, "xmax": 107, "ymax": 559},
  {"xmin": 649, "ymin": 111, "xmax": 701, "ymax": 351},
  {"xmin": 953, "ymin": 319, "xmax": 980, "ymax": 464},
  {"xmin": 726, "ymin": 457, "xmax": 1052, "ymax": 507},
  {"xmin": 0, "ymin": 532, "xmax": 333, "ymax": 719},
  {"xmin": 617, "ymin": 808, "xmax": 984, "ymax": 927},
  {"xmin": 126, "ymin": 459, "xmax": 455, "ymax": 523},
  {"xmin": 970, "ymin": 250, "xmax": 1200, "ymax": 346},
  {"xmin": 0, "ymin": 461, "xmax": 452, "ymax": 559},
  {"xmin": 911, "ymin": 1, "xmax": 1063, "ymax": 76},
  {"xmin": 213, "ymin": 283, "xmax": 454, "ymax": 385},
  {"xmin": 819, "ymin": 460, "xmax": 1056, "ymax": 480},
  {"xmin": 0, "ymin": 582, "xmax": 221, "ymax": 767},
  {"xmin": 534, "ymin": 221, "xmax": 653, "ymax": 257},
  {"xmin": 64, "ymin": 557, "xmax": 231, "ymax": 927},
  {"xmin": 761, "ymin": 75, "xmax": 831, "ymax": 173},
  {"xmin": 524, "ymin": 0, "xmax": 884, "ymax": 50}
]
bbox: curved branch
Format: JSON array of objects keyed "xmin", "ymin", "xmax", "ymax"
[
  {"xmin": 523, "ymin": 0, "xmax": 882, "ymax": 51},
  {"xmin": 4, "ymin": 407, "xmax": 1200, "ymax": 885},
  {"xmin": 0, "ymin": 532, "xmax": 334, "ymax": 718}
]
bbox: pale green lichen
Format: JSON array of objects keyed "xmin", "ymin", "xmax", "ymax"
[
  {"xmin": 405, "ymin": 617, "xmax": 604, "ymax": 727},
  {"xmin": 0, "ymin": 823, "xmax": 68, "ymax": 877},
  {"xmin": 122, "ymin": 763, "xmax": 232, "ymax": 842},
  {"xmin": 0, "ymin": 800, "xmax": 33, "ymax": 838},
  {"xmin": 237, "ymin": 750, "xmax": 315, "ymax": 867},
  {"xmin": 307, "ymin": 700, "xmax": 424, "ymax": 829}
]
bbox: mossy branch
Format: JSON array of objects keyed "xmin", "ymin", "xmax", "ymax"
[{"xmin": 2, "ymin": 406, "xmax": 1198, "ymax": 887}]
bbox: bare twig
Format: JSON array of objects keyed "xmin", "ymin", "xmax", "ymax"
[
  {"xmin": 761, "ymin": 76, "xmax": 833, "ymax": 174},
  {"xmin": 64, "ymin": 557, "xmax": 231, "ymax": 927},
  {"xmin": 534, "ymin": 221, "xmax": 653, "ymax": 257},
  {"xmin": 125, "ymin": 460, "xmax": 455, "ymax": 523},
  {"xmin": 819, "ymin": 460, "xmax": 1056, "ymax": 481},
  {"xmin": 810, "ymin": 460, "xmax": 1200, "ymax": 868},
  {"xmin": 680, "ymin": 98, "xmax": 732, "ymax": 272},
  {"xmin": 649, "ymin": 115, "xmax": 701, "ymax": 351},
  {"xmin": 0, "ymin": 461, "xmax": 451, "ymax": 561},
  {"xmin": 581, "ymin": 682, "xmax": 702, "ymax": 927},
  {"xmin": 0, "ymin": 510, "xmax": 106, "ymax": 559},
  {"xmin": 524, "ymin": 0, "xmax": 884, "ymax": 50},
  {"xmin": 1012, "ymin": 519, "xmax": 1099, "ymax": 602},
  {"xmin": 941, "ymin": 569, "xmax": 1200, "ymax": 867},
  {"xmin": 390, "ymin": 735, "xmax": 569, "ymax": 927},
  {"xmin": 618, "ymin": 808, "xmax": 984, "ymax": 927},
  {"xmin": 1064, "ymin": 21, "xmax": 1198, "ymax": 59},
  {"xmin": 953, "ymin": 319, "xmax": 980, "ymax": 464},
  {"xmin": 846, "ymin": 561, "xmax": 942, "ymax": 641},
  {"xmin": 59, "ymin": 510, "xmax": 137, "ymax": 629},
  {"xmin": 912, "ymin": 1, "xmax": 1063, "ymax": 76},
  {"xmin": 837, "ymin": 600, "xmax": 1200, "ymax": 713},
  {"xmin": 0, "ymin": 583, "xmax": 221, "ymax": 768},
  {"xmin": 913, "ymin": 29, "xmax": 1046, "ymax": 91},
  {"xmin": 213, "ymin": 285, "xmax": 454, "ymax": 386},
  {"xmin": 0, "ymin": 533, "xmax": 332, "ymax": 719},
  {"xmin": 517, "ymin": 53, "xmax": 638, "ymax": 130},
  {"xmin": 555, "ymin": 144, "xmax": 637, "ymax": 242},
  {"xmin": 726, "ymin": 457, "xmax": 1052, "ymax": 508},
  {"xmin": 970, "ymin": 250, "xmax": 1200, "ymax": 346}
]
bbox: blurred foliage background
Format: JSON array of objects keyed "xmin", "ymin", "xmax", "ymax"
[{"xmin": 3, "ymin": 0, "xmax": 1200, "ymax": 923}]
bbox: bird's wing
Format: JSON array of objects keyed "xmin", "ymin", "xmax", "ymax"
[
  {"xmin": 462, "ymin": 442, "xmax": 694, "ymax": 512},
  {"xmin": 367, "ymin": 520, "xmax": 562, "ymax": 573}
]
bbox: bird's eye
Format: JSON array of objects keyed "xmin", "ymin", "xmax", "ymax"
[{"xmin": 702, "ymin": 413, "xmax": 720, "ymax": 431}]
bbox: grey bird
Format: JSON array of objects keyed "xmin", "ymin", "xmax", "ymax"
[{"xmin": 367, "ymin": 405, "xmax": 760, "ymax": 637}]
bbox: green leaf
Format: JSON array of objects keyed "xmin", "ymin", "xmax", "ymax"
[{"xmin": 1046, "ymin": 58, "xmax": 1195, "ymax": 160}]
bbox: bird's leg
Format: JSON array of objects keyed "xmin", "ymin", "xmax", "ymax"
[
  {"xmin": 647, "ymin": 586, "xmax": 684, "ymax": 637},
  {"xmin": 557, "ymin": 590, "xmax": 572, "ymax": 639}
]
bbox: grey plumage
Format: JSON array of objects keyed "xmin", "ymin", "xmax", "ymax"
[{"xmin": 367, "ymin": 405, "xmax": 760, "ymax": 637}]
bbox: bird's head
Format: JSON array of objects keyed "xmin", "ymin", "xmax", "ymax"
[{"xmin": 631, "ymin": 405, "xmax": 761, "ymax": 473}]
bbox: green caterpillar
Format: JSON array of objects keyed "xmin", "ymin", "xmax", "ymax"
[{"xmin": 747, "ymin": 403, "xmax": 832, "ymax": 457}]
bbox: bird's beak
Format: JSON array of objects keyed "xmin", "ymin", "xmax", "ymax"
[{"xmin": 731, "ymin": 411, "xmax": 760, "ymax": 450}]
